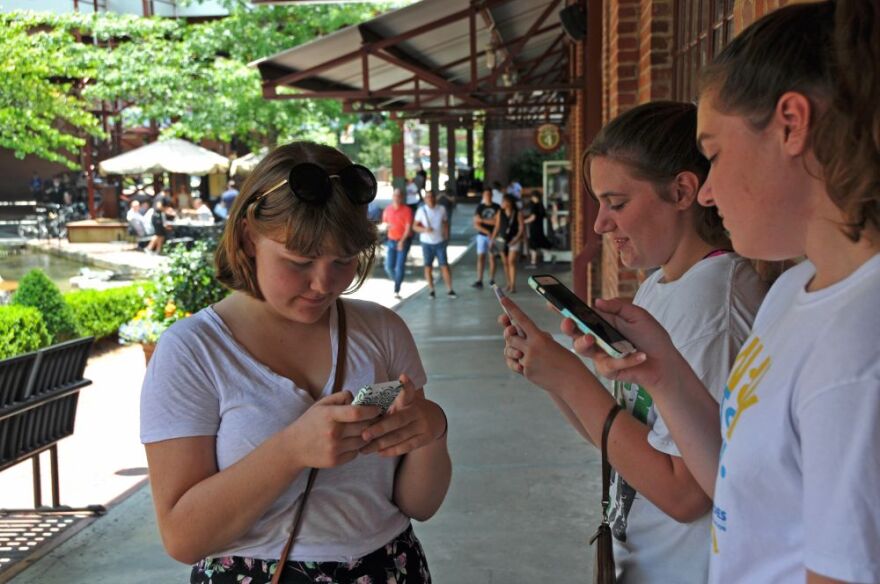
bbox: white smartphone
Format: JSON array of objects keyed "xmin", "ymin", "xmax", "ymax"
[
  {"xmin": 491, "ymin": 284, "xmax": 525, "ymax": 337},
  {"xmin": 351, "ymin": 381, "xmax": 404, "ymax": 413},
  {"xmin": 527, "ymin": 274, "xmax": 636, "ymax": 358}
]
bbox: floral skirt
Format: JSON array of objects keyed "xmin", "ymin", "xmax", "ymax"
[{"xmin": 191, "ymin": 526, "xmax": 431, "ymax": 584}]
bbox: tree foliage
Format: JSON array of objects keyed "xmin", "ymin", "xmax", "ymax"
[{"xmin": 0, "ymin": 3, "xmax": 408, "ymax": 168}]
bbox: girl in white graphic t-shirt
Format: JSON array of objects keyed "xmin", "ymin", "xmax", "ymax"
[
  {"xmin": 497, "ymin": 101, "xmax": 767, "ymax": 583},
  {"xmin": 503, "ymin": 3, "xmax": 880, "ymax": 583},
  {"xmin": 140, "ymin": 142, "xmax": 450, "ymax": 583}
]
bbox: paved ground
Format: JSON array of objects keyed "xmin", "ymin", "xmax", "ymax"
[{"xmin": 3, "ymin": 202, "xmax": 602, "ymax": 583}]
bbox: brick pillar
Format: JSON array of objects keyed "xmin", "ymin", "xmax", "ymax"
[
  {"xmin": 606, "ymin": 0, "xmax": 640, "ymax": 121},
  {"xmin": 598, "ymin": 0, "xmax": 675, "ymax": 300}
]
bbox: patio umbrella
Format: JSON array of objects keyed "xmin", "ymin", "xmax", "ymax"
[
  {"xmin": 98, "ymin": 138, "xmax": 230, "ymax": 176},
  {"xmin": 229, "ymin": 148, "xmax": 268, "ymax": 177}
]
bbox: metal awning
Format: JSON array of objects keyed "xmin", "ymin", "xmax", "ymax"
[{"xmin": 253, "ymin": 0, "xmax": 578, "ymax": 127}]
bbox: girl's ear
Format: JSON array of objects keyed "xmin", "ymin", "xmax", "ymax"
[
  {"xmin": 241, "ymin": 220, "xmax": 257, "ymax": 257},
  {"xmin": 774, "ymin": 91, "xmax": 812, "ymax": 157},
  {"xmin": 672, "ymin": 171, "xmax": 701, "ymax": 210}
]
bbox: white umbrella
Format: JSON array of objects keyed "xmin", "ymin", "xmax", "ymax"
[
  {"xmin": 98, "ymin": 138, "xmax": 230, "ymax": 176},
  {"xmin": 229, "ymin": 148, "xmax": 268, "ymax": 177}
]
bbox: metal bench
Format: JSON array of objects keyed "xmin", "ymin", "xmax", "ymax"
[{"xmin": 0, "ymin": 337, "xmax": 104, "ymax": 515}]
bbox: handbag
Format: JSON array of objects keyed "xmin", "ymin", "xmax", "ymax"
[
  {"xmin": 271, "ymin": 298, "xmax": 348, "ymax": 584},
  {"xmin": 590, "ymin": 403, "xmax": 623, "ymax": 584}
]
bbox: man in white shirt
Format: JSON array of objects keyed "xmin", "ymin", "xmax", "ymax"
[
  {"xmin": 413, "ymin": 191, "xmax": 456, "ymax": 299},
  {"xmin": 126, "ymin": 200, "xmax": 146, "ymax": 236}
]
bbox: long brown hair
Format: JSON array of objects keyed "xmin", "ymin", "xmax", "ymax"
[{"xmin": 700, "ymin": 0, "xmax": 879, "ymax": 243}]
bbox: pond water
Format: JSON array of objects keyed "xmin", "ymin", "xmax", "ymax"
[{"xmin": 0, "ymin": 248, "xmax": 92, "ymax": 293}]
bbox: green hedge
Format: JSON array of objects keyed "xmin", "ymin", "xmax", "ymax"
[
  {"xmin": 11, "ymin": 269, "xmax": 76, "ymax": 343},
  {"xmin": 65, "ymin": 282, "xmax": 154, "ymax": 340},
  {"xmin": 0, "ymin": 305, "xmax": 51, "ymax": 359}
]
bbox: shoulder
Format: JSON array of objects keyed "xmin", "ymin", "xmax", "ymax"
[{"xmin": 342, "ymin": 298, "xmax": 408, "ymax": 333}]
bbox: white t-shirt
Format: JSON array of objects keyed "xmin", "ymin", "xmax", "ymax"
[
  {"xmin": 610, "ymin": 254, "xmax": 767, "ymax": 584},
  {"xmin": 491, "ymin": 188, "xmax": 504, "ymax": 206},
  {"xmin": 405, "ymin": 182, "xmax": 421, "ymax": 206},
  {"xmin": 711, "ymin": 253, "xmax": 880, "ymax": 584},
  {"xmin": 414, "ymin": 204, "xmax": 447, "ymax": 245},
  {"xmin": 140, "ymin": 299, "xmax": 427, "ymax": 563}
]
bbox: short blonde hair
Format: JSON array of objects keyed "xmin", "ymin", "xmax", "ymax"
[{"xmin": 215, "ymin": 142, "xmax": 378, "ymax": 299}]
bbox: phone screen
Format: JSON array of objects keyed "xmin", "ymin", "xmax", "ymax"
[{"xmin": 533, "ymin": 277, "xmax": 630, "ymax": 345}]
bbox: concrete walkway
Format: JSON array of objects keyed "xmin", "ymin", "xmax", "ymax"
[{"xmin": 6, "ymin": 203, "xmax": 602, "ymax": 583}]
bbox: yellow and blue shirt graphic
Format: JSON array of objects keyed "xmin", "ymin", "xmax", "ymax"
[{"xmin": 712, "ymin": 335, "xmax": 771, "ymax": 554}]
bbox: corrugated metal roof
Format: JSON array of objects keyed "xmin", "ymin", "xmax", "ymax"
[{"xmin": 254, "ymin": 0, "xmax": 577, "ymax": 125}]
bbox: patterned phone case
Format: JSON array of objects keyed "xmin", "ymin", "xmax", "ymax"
[{"xmin": 352, "ymin": 381, "xmax": 404, "ymax": 413}]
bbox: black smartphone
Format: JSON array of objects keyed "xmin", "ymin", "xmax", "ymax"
[{"xmin": 527, "ymin": 274, "xmax": 636, "ymax": 358}]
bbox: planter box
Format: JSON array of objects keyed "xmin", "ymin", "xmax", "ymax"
[{"xmin": 67, "ymin": 219, "xmax": 129, "ymax": 243}]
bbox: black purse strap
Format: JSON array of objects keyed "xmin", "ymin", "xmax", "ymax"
[
  {"xmin": 272, "ymin": 298, "xmax": 347, "ymax": 584},
  {"xmin": 600, "ymin": 403, "xmax": 623, "ymax": 522}
]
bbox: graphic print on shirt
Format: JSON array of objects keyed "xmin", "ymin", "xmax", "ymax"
[
  {"xmin": 609, "ymin": 381, "xmax": 654, "ymax": 542},
  {"xmin": 712, "ymin": 336, "xmax": 771, "ymax": 553}
]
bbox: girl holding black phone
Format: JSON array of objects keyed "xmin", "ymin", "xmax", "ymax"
[{"xmin": 499, "ymin": 101, "xmax": 767, "ymax": 583}]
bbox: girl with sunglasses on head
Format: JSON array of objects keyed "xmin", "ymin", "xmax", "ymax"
[
  {"xmin": 497, "ymin": 101, "xmax": 768, "ymax": 583},
  {"xmin": 140, "ymin": 142, "xmax": 450, "ymax": 584},
  {"xmin": 504, "ymin": 2, "xmax": 880, "ymax": 582}
]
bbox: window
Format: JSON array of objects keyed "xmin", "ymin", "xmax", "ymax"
[{"xmin": 673, "ymin": 0, "xmax": 735, "ymax": 102}]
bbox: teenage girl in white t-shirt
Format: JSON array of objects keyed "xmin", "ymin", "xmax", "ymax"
[
  {"xmin": 140, "ymin": 142, "xmax": 450, "ymax": 583},
  {"xmin": 497, "ymin": 101, "xmax": 767, "ymax": 582},
  {"xmin": 503, "ymin": 3, "xmax": 880, "ymax": 583}
]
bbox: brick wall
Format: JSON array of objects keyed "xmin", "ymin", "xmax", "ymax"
[{"xmin": 579, "ymin": 0, "xmax": 796, "ymax": 301}]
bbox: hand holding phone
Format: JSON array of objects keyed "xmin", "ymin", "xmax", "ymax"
[
  {"xmin": 527, "ymin": 274, "xmax": 636, "ymax": 358},
  {"xmin": 351, "ymin": 381, "xmax": 404, "ymax": 414},
  {"xmin": 492, "ymin": 284, "xmax": 525, "ymax": 337}
]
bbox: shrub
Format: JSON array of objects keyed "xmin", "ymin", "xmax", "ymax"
[
  {"xmin": 153, "ymin": 239, "xmax": 228, "ymax": 315},
  {"xmin": 65, "ymin": 282, "xmax": 154, "ymax": 340},
  {"xmin": 11, "ymin": 269, "xmax": 76, "ymax": 343},
  {"xmin": 0, "ymin": 305, "xmax": 51, "ymax": 359},
  {"xmin": 119, "ymin": 239, "xmax": 227, "ymax": 345}
]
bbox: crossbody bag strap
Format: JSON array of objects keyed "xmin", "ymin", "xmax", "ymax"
[
  {"xmin": 272, "ymin": 299, "xmax": 347, "ymax": 584},
  {"xmin": 600, "ymin": 403, "xmax": 623, "ymax": 522}
]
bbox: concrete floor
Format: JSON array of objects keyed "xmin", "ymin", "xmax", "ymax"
[{"xmin": 8, "ymin": 203, "xmax": 602, "ymax": 583}]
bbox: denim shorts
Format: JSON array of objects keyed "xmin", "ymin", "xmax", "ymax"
[
  {"xmin": 475, "ymin": 233, "xmax": 491, "ymax": 254},
  {"xmin": 191, "ymin": 525, "xmax": 430, "ymax": 584},
  {"xmin": 421, "ymin": 242, "xmax": 448, "ymax": 266}
]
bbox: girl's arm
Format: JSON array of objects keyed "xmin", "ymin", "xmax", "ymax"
[
  {"xmin": 499, "ymin": 301, "xmax": 715, "ymax": 517},
  {"xmin": 147, "ymin": 392, "xmax": 380, "ymax": 564},
  {"xmin": 569, "ymin": 299, "xmax": 722, "ymax": 495},
  {"xmin": 361, "ymin": 379, "xmax": 451, "ymax": 521}
]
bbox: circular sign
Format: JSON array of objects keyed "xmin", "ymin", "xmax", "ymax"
[{"xmin": 536, "ymin": 123, "xmax": 562, "ymax": 152}]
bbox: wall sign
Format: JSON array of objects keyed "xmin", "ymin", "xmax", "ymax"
[{"xmin": 536, "ymin": 123, "xmax": 562, "ymax": 152}]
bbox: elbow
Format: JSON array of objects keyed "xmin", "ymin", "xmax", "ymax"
[
  {"xmin": 665, "ymin": 495, "xmax": 713, "ymax": 524},
  {"xmin": 160, "ymin": 528, "xmax": 207, "ymax": 565},
  {"xmin": 163, "ymin": 539, "xmax": 203, "ymax": 565}
]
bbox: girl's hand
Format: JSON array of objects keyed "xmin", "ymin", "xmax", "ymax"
[
  {"xmin": 497, "ymin": 297, "xmax": 591, "ymax": 394},
  {"xmin": 561, "ymin": 298, "xmax": 675, "ymax": 391},
  {"xmin": 289, "ymin": 391, "xmax": 382, "ymax": 469},
  {"xmin": 360, "ymin": 375, "xmax": 446, "ymax": 457}
]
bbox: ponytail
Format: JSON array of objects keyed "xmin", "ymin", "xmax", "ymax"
[{"xmin": 813, "ymin": 0, "xmax": 880, "ymax": 242}]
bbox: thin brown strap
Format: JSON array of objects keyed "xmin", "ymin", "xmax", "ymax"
[
  {"xmin": 272, "ymin": 299, "xmax": 347, "ymax": 584},
  {"xmin": 600, "ymin": 403, "xmax": 623, "ymax": 523}
]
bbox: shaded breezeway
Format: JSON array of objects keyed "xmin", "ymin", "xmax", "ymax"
[{"xmin": 8, "ymin": 203, "xmax": 602, "ymax": 583}]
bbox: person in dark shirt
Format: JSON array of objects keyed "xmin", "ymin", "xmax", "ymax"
[{"xmin": 471, "ymin": 189, "xmax": 501, "ymax": 289}]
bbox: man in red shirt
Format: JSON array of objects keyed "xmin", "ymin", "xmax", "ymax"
[{"xmin": 381, "ymin": 188, "xmax": 414, "ymax": 299}]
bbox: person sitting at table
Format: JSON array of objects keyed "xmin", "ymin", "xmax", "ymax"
[
  {"xmin": 126, "ymin": 200, "xmax": 147, "ymax": 237},
  {"xmin": 145, "ymin": 197, "xmax": 175, "ymax": 254},
  {"xmin": 191, "ymin": 196, "xmax": 215, "ymax": 223}
]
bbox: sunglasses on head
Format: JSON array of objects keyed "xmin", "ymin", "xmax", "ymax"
[{"xmin": 256, "ymin": 162, "xmax": 377, "ymax": 207}]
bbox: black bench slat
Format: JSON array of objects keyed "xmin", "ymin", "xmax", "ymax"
[{"xmin": 0, "ymin": 337, "xmax": 94, "ymax": 509}]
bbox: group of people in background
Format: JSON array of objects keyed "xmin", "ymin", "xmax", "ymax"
[{"xmin": 472, "ymin": 187, "xmax": 553, "ymax": 293}]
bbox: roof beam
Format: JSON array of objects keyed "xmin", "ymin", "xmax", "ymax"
[{"xmin": 482, "ymin": 0, "xmax": 563, "ymax": 88}]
